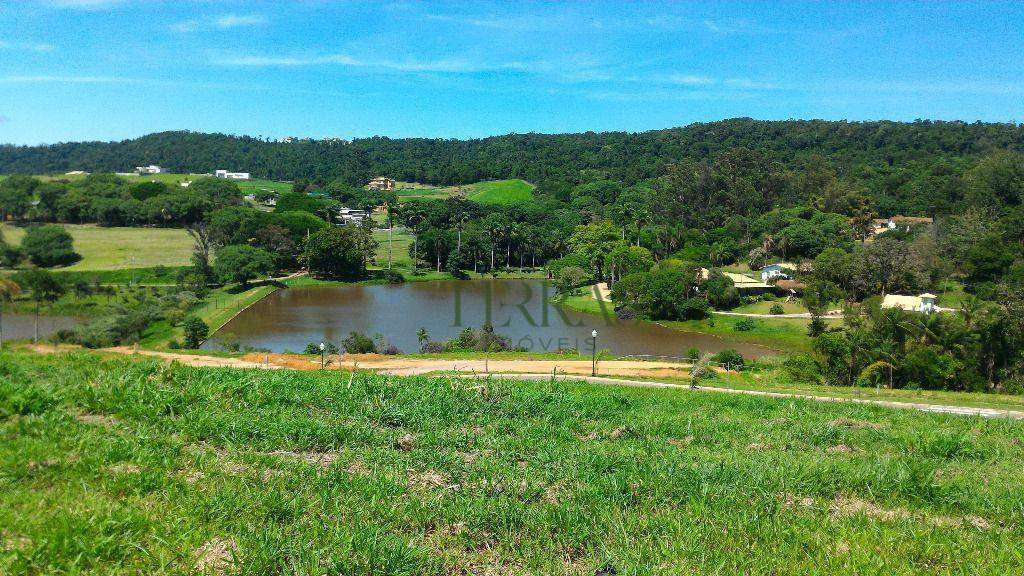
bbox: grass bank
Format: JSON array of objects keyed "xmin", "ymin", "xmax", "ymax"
[
  {"xmin": 2, "ymin": 349, "xmax": 1022, "ymax": 574},
  {"xmin": 141, "ymin": 283, "xmax": 280, "ymax": 349},
  {"xmin": 556, "ymin": 292, "xmax": 822, "ymax": 352}
]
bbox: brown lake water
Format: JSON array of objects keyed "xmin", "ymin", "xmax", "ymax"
[
  {"xmin": 1, "ymin": 313, "xmax": 81, "ymax": 342},
  {"xmin": 204, "ymin": 279, "xmax": 777, "ymax": 358}
]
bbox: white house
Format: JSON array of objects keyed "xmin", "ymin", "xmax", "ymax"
[
  {"xmin": 135, "ymin": 165, "xmax": 163, "ymax": 174},
  {"xmin": 760, "ymin": 263, "xmax": 794, "ymax": 282},
  {"xmin": 336, "ymin": 207, "xmax": 370, "ymax": 225},
  {"xmin": 881, "ymin": 293, "xmax": 940, "ymax": 314},
  {"xmin": 215, "ymin": 170, "xmax": 251, "ymax": 180}
]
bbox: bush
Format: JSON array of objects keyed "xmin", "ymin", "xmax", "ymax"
[
  {"xmin": 554, "ymin": 265, "xmax": 589, "ymax": 295},
  {"xmin": 20, "ymin": 225, "xmax": 78, "ymax": 267},
  {"xmin": 182, "ymin": 316, "xmax": 209, "ymax": 348},
  {"xmin": 341, "ymin": 331, "xmax": 376, "ymax": 354},
  {"xmin": 304, "ymin": 341, "xmax": 340, "ymax": 355},
  {"xmin": 678, "ymin": 297, "xmax": 710, "ymax": 320},
  {"xmin": 0, "ymin": 243, "xmax": 21, "ymax": 267},
  {"xmin": 734, "ymin": 318, "xmax": 756, "ymax": 332},
  {"xmin": 769, "ymin": 303, "xmax": 785, "ymax": 315},
  {"xmin": 782, "ymin": 354, "xmax": 821, "ymax": 383},
  {"xmin": 687, "ymin": 347, "xmax": 701, "ymax": 361},
  {"xmin": 382, "ymin": 269, "xmax": 406, "ymax": 284},
  {"xmin": 712, "ymin": 349, "xmax": 745, "ymax": 368}
]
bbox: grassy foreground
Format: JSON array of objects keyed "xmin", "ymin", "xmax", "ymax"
[{"xmin": 2, "ymin": 350, "xmax": 1023, "ymax": 574}]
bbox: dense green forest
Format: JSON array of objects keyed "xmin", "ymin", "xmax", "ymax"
[
  {"xmin": 4, "ymin": 118, "xmax": 1024, "ymax": 393},
  {"xmin": 3, "ymin": 119, "xmax": 1024, "ymax": 216}
]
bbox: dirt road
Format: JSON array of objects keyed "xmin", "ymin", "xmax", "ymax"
[{"xmin": 27, "ymin": 345, "xmax": 1024, "ymax": 420}]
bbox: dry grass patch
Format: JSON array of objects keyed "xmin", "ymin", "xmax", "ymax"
[
  {"xmin": 73, "ymin": 411, "xmax": 120, "ymax": 429},
  {"xmin": 830, "ymin": 416, "xmax": 884, "ymax": 430},
  {"xmin": 193, "ymin": 537, "xmax": 239, "ymax": 574},
  {"xmin": 266, "ymin": 450, "xmax": 339, "ymax": 468}
]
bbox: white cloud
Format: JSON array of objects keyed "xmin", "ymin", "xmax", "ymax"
[
  {"xmin": 661, "ymin": 74, "xmax": 715, "ymax": 86},
  {"xmin": 0, "ymin": 40, "xmax": 56, "ymax": 52},
  {"xmin": 214, "ymin": 53, "xmax": 535, "ymax": 74},
  {"xmin": 0, "ymin": 75, "xmax": 136, "ymax": 84},
  {"xmin": 171, "ymin": 13, "xmax": 267, "ymax": 33},
  {"xmin": 41, "ymin": 0, "xmax": 127, "ymax": 9}
]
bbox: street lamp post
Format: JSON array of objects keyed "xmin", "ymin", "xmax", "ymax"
[
  {"xmin": 319, "ymin": 341, "xmax": 326, "ymax": 370},
  {"xmin": 591, "ymin": 329, "xmax": 598, "ymax": 376}
]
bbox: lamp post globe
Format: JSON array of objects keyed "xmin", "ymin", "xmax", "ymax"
[
  {"xmin": 319, "ymin": 341, "xmax": 326, "ymax": 369},
  {"xmin": 591, "ymin": 330, "xmax": 598, "ymax": 376}
]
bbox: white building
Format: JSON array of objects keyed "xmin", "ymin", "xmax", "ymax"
[
  {"xmin": 881, "ymin": 293, "xmax": 940, "ymax": 314},
  {"xmin": 215, "ymin": 170, "xmax": 251, "ymax": 180},
  {"xmin": 336, "ymin": 207, "xmax": 370, "ymax": 225},
  {"xmin": 760, "ymin": 263, "xmax": 795, "ymax": 282},
  {"xmin": 135, "ymin": 165, "xmax": 163, "ymax": 174}
]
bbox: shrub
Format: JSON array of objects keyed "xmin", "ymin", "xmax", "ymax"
[
  {"xmin": 182, "ymin": 316, "xmax": 209, "ymax": 348},
  {"xmin": 382, "ymin": 269, "xmax": 406, "ymax": 284},
  {"xmin": 782, "ymin": 354, "xmax": 821, "ymax": 383},
  {"xmin": 734, "ymin": 318, "xmax": 756, "ymax": 332},
  {"xmin": 769, "ymin": 303, "xmax": 785, "ymax": 315},
  {"xmin": 687, "ymin": 347, "xmax": 701, "ymax": 361},
  {"xmin": 678, "ymin": 297, "xmax": 710, "ymax": 320},
  {"xmin": 554, "ymin": 265, "xmax": 589, "ymax": 295},
  {"xmin": 712, "ymin": 349, "xmax": 745, "ymax": 368},
  {"xmin": 0, "ymin": 243, "xmax": 21, "ymax": 267},
  {"xmin": 341, "ymin": 331, "xmax": 376, "ymax": 354},
  {"xmin": 304, "ymin": 341, "xmax": 339, "ymax": 355}
]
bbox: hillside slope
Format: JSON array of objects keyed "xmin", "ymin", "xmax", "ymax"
[
  {"xmin": 2, "ymin": 350, "xmax": 1023, "ymax": 574},
  {"xmin": 2, "ymin": 119, "xmax": 1022, "ymax": 187}
]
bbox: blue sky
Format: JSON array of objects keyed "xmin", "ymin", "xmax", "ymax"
[{"xmin": 1, "ymin": 1, "xmax": 1023, "ymax": 144}]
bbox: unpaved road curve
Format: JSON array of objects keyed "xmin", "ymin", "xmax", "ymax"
[{"xmin": 27, "ymin": 345, "xmax": 1024, "ymax": 420}]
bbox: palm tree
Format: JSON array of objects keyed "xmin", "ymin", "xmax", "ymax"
[
  {"xmin": 404, "ymin": 206, "xmax": 427, "ymax": 271},
  {"xmin": 0, "ymin": 278, "xmax": 23, "ymax": 348}
]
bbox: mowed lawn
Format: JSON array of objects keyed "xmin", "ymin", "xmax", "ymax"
[
  {"xmin": 1, "ymin": 223, "xmax": 193, "ymax": 271},
  {"xmin": 467, "ymin": 179, "xmax": 535, "ymax": 204},
  {"xmin": 2, "ymin": 350, "xmax": 1023, "ymax": 574},
  {"xmin": 371, "ymin": 227, "xmax": 414, "ymax": 269}
]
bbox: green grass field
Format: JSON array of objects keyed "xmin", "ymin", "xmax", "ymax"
[
  {"xmin": 1, "ymin": 349, "xmax": 1022, "ymax": 574},
  {"xmin": 24, "ymin": 173, "xmax": 292, "ymax": 199},
  {"xmin": 467, "ymin": 179, "xmax": 535, "ymax": 204},
  {"xmin": 235, "ymin": 178, "xmax": 292, "ymax": 196},
  {"xmin": 557, "ymin": 293, "xmax": 835, "ymax": 352},
  {"xmin": 371, "ymin": 227, "xmax": 415, "ymax": 269},
  {"xmin": 0, "ymin": 224, "xmax": 194, "ymax": 271}
]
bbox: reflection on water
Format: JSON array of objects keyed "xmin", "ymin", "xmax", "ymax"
[{"xmin": 205, "ymin": 279, "xmax": 775, "ymax": 358}]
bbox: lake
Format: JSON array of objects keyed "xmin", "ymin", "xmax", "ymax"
[
  {"xmin": 1, "ymin": 313, "xmax": 81, "ymax": 342},
  {"xmin": 205, "ymin": 279, "xmax": 776, "ymax": 359}
]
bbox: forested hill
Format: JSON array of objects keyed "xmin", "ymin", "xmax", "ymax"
[{"xmin": 2, "ymin": 119, "xmax": 1023, "ymax": 187}]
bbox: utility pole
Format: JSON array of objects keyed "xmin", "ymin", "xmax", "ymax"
[{"xmin": 386, "ymin": 202, "xmax": 393, "ymax": 270}]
